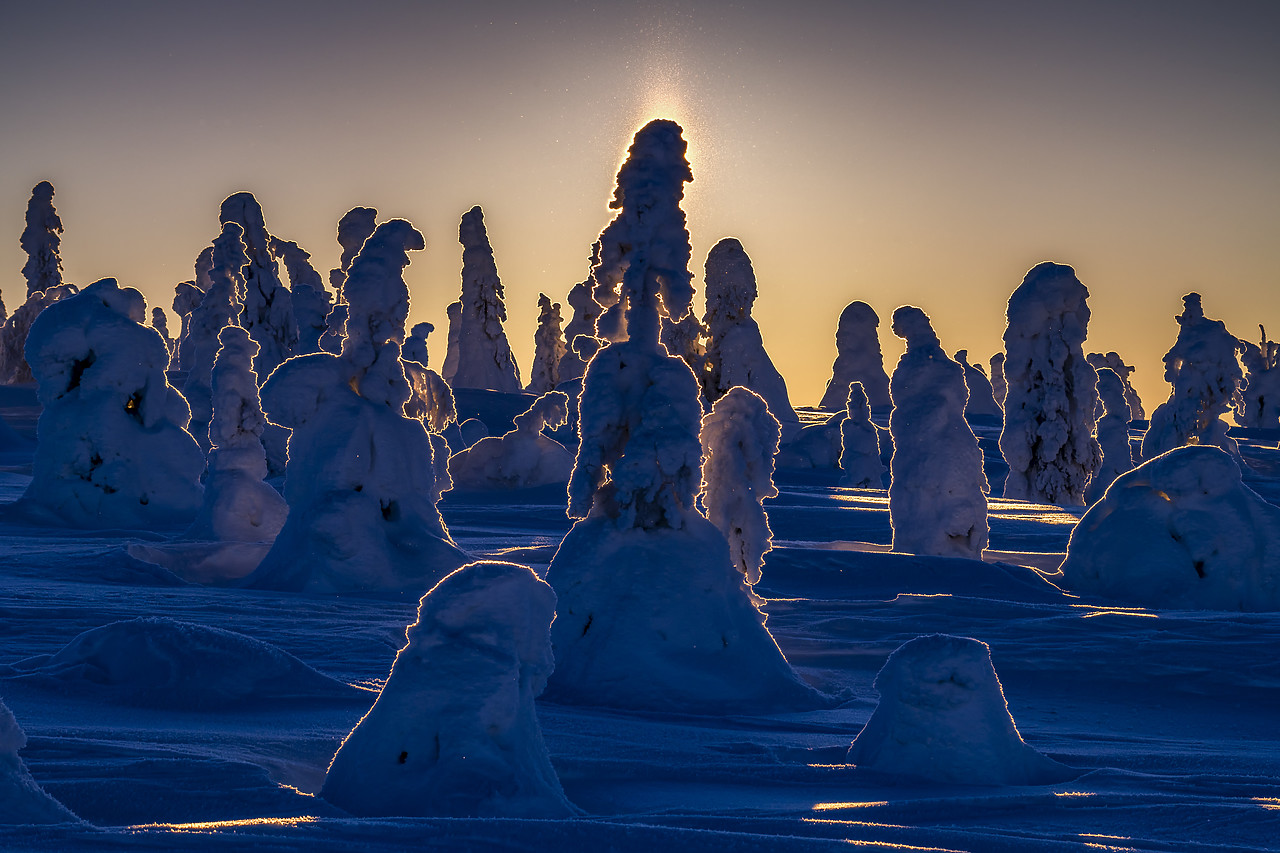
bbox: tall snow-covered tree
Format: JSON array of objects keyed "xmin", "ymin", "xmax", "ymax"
[
  {"xmin": 20, "ymin": 181, "xmax": 64, "ymax": 298},
  {"xmin": 219, "ymin": 192, "xmax": 297, "ymax": 378},
  {"xmin": 527, "ymin": 293, "xmax": 566, "ymax": 394},
  {"xmin": 1, "ymin": 284, "xmax": 77, "ymax": 385},
  {"xmin": 271, "ymin": 235, "xmax": 331, "ymax": 354},
  {"xmin": 819, "ymin": 301, "xmax": 891, "ymax": 411},
  {"xmin": 989, "ymin": 352, "xmax": 1007, "ymax": 410},
  {"xmin": 956, "ymin": 350, "xmax": 1001, "ymax": 419},
  {"xmin": 327, "ymin": 206, "xmax": 377, "ymax": 298},
  {"xmin": 183, "ymin": 223, "xmax": 248, "ymax": 453},
  {"xmin": 1086, "ymin": 351, "xmax": 1144, "ymax": 421},
  {"xmin": 1237, "ymin": 325, "xmax": 1280, "ymax": 430},
  {"xmin": 998, "ymin": 262, "xmax": 1101, "ymax": 506},
  {"xmin": 1084, "ymin": 367, "xmax": 1136, "ymax": 504},
  {"xmin": 839, "ymin": 382, "xmax": 887, "ymax": 488},
  {"xmin": 442, "ymin": 206, "xmax": 522, "ymax": 392},
  {"xmin": 557, "ymin": 242, "xmax": 603, "ymax": 382}
]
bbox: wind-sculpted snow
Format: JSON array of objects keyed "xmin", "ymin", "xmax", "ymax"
[
  {"xmin": 998, "ymin": 262, "xmax": 1100, "ymax": 506},
  {"xmin": 1084, "ymin": 367, "xmax": 1136, "ymax": 504},
  {"xmin": 20, "ymin": 181, "xmax": 64, "ymax": 298},
  {"xmin": 888, "ymin": 306, "xmax": 988, "ymax": 558},
  {"xmin": 839, "ymin": 382, "xmax": 887, "ymax": 488},
  {"xmin": 1, "ymin": 617, "xmax": 364, "ymax": 709},
  {"xmin": 1060, "ymin": 445, "xmax": 1280, "ymax": 611},
  {"xmin": 0, "ymin": 696, "xmax": 80, "ymax": 824},
  {"xmin": 847, "ymin": 634, "xmax": 1075, "ymax": 786},
  {"xmin": 321, "ymin": 561, "xmax": 574, "ymax": 818},
  {"xmin": 444, "ymin": 206, "xmax": 522, "ymax": 392},
  {"xmin": 15, "ymin": 278, "xmax": 203, "ymax": 529},
  {"xmin": 819, "ymin": 301, "xmax": 891, "ymax": 411},
  {"xmin": 449, "ymin": 391, "xmax": 573, "ymax": 491}
]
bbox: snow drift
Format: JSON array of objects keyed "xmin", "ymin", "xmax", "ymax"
[{"xmin": 0, "ymin": 696, "xmax": 79, "ymax": 824}]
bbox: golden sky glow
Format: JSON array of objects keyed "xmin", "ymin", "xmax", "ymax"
[{"xmin": 2, "ymin": 1, "xmax": 1277, "ymax": 408}]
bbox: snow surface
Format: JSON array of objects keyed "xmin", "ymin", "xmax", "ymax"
[{"xmin": 0, "ymin": 696, "xmax": 79, "ymax": 824}]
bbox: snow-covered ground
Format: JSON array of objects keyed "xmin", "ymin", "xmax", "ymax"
[{"xmin": 2, "ymin": 390, "xmax": 1278, "ymax": 851}]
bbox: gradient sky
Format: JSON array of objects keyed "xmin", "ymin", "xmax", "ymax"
[{"xmin": 2, "ymin": 0, "xmax": 1277, "ymax": 409}]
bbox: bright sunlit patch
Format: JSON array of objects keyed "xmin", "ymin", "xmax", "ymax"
[
  {"xmin": 1054, "ymin": 791, "xmax": 1096, "ymax": 798},
  {"xmin": 812, "ymin": 801, "xmax": 889, "ymax": 811},
  {"xmin": 1080, "ymin": 835, "xmax": 1132, "ymax": 841},
  {"xmin": 1081, "ymin": 844, "xmax": 1136, "ymax": 852},
  {"xmin": 1080, "ymin": 610, "xmax": 1159, "ymax": 619},
  {"xmin": 1254, "ymin": 797, "xmax": 1280, "ymax": 810},
  {"xmin": 841, "ymin": 841, "xmax": 966, "ymax": 852},
  {"xmin": 804, "ymin": 819, "xmax": 909, "ymax": 829},
  {"xmin": 129, "ymin": 816, "xmax": 319, "ymax": 832}
]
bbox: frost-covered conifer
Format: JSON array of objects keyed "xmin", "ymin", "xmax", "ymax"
[
  {"xmin": 1085, "ymin": 351, "xmax": 1143, "ymax": 421},
  {"xmin": 839, "ymin": 382, "xmax": 887, "ymax": 488},
  {"xmin": 246, "ymin": 220, "xmax": 467, "ymax": 593},
  {"xmin": 219, "ymin": 193, "xmax": 297, "ymax": 377},
  {"xmin": 402, "ymin": 321, "xmax": 433, "ymax": 367},
  {"xmin": 661, "ymin": 309, "xmax": 707, "ymax": 384},
  {"xmin": 321, "ymin": 561, "xmax": 574, "ymax": 817},
  {"xmin": 0, "ymin": 284, "xmax": 77, "ymax": 384},
  {"xmin": 20, "ymin": 181, "xmax": 63, "ymax": 298},
  {"xmin": 989, "ymin": 352, "xmax": 1007, "ymax": 410},
  {"xmin": 151, "ymin": 307, "xmax": 175, "ymax": 368},
  {"xmin": 888, "ymin": 306, "xmax": 988, "ymax": 558},
  {"xmin": 183, "ymin": 223, "xmax": 248, "ymax": 453},
  {"xmin": 440, "ymin": 300, "xmax": 461, "ymax": 383},
  {"xmin": 17, "ymin": 279, "xmax": 204, "ymax": 527},
  {"xmin": 527, "ymin": 293, "xmax": 566, "ymax": 394},
  {"xmin": 557, "ymin": 243, "xmax": 603, "ymax": 382},
  {"xmin": 702, "ymin": 238, "xmax": 798, "ymax": 430},
  {"xmin": 547, "ymin": 120, "xmax": 819, "ymax": 714},
  {"xmin": 443, "ymin": 206, "xmax": 522, "ymax": 391},
  {"xmin": 819, "ymin": 301, "xmax": 891, "ymax": 411},
  {"xmin": 400, "ymin": 322, "xmax": 455, "ymax": 431},
  {"xmin": 271, "ymin": 235, "xmax": 331, "ymax": 354},
  {"xmin": 183, "ymin": 326, "xmax": 287, "ymax": 543},
  {"xmin": 998, "ymin": 262, "xmax": 1101, "ymax": 506},
  {"xmin": 1141, "ymin": 293, "xmax": 1244, "ymax": 460},
  {"xmin": 450, "ymin": 391, "xmax": 573, "ymax": 491},
  {"xmin": 328, "ymin": 206, "xmax": 377, "ymax": 297},
  {"xmin": 956, "ymin": 350, "xmax": 1001, "ymax": 419},
  {"xmin": 699, "ymin": 387, "xmax": 780, "ymax": 587},
  {"xmin": 1238, "ymin": 326, "xmax": 1280, "ymax": 430},
  {"xmin": 1, "ymin": 697, "xmax": 80, "ymax": 824},
  {"xmin": 1084, "ymin": 368, "xmax": 1136, "ymax": 504}
]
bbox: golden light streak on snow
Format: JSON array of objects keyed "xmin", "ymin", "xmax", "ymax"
[
  {"xmin": 1053, "ymin": 791, "xmax": 1096, "ymax": 797},
  {"xmin": 840, "ymin": 840, "xmax": 967, "ymax": 852},
  {"xmin": 812, "ymin": 800, "xmax": 890, "ymax": 811},
  {"xmin": 804, "ymin": 819, "xmax": 910, "ymax": 829},
  {"xmin": 129, "ymin": 816, "xmax": 319, "ymax": 832},
  {"xmin": 1081, "ymin": 844, "xmax": 1137, "ymax": 852},
  {"xmin": 1254, "ymin": 797, "xmax": 1280, "ymax": 810},
  {"xmin": 1080, "ymin": 610, "xmax": 1159, "ymax": 619}
]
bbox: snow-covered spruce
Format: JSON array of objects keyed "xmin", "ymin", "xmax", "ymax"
[
  {"xmin": 182, "ymin": 223, "xmax": 248, "ymax": 454},
  {"xmin": 171, "ymin": 277, "xmax": 206, "ymax": 371},
  {"xmin": 440, "ymin": 300, "xmax": 461, "ymax": 383},
  {"xmin": 527, "ymin": 293, "xmax": 566, "ymax": 394},
  {"xmin": 956, "ymin": 350, "xmax": 1001, "ymax": 419},
  {"xmin": 556, "ymin": 242, "xmax": 603, "ymax": 383},
  {"xmin": 699, "ymin": 387, "xmax": 781, "ymax": 587},
  {"xmin": 819, "ymin": 301, "xmax": 891, "ymax": 411},
  {"xmin": 998, "ymin": 262, "xmax": 1100, "ymax": 506},
  {"xmin": 16, "ymin": 279, "xmax": 204, "ymax": 528},
  {"xmin": 20, "ymin": 181, "xmax": 64, "ymax": 298},
  {"xmin": 327, "ymin": 206, "xmax": 377, "ymax": 298},
  {"xmin": 449, "ymin": 391, "xmax": 573, "ymax": 491},
  {"xmin": 702, "ymin": 238, "xmax": 798, "ymax": 432},
  {"xmin": 219, "ymin": 192, "xmax": 297, "ymax": 378},
  {"xmin": 0, "ymin": 284, "xmax": 77, "ymax": 385},
  {"xmin": 1085, "ymin": 351, "xmax": 1144, "ymax": 421},
  {"xmin": 1238, "ymin": 326, "xmax": 1280, "ymax": 430},
  {"xmin": 402, "ymin": 321, "xmax": 433, "ymax": 368},
  {"xmin": 888, "ymin": 306, "xmax": 989, "ymax": 558},
  {"xmin": 443, "ymin": 206, "xmax": 522, "ymax": 392},
  {"xmin": 321, "ymin": 561, "xmax": 574, "ymax": 818},
  {"xmin": 546, "ymin": 120, "xmax": 820, "ymax": 714},
  {"xmin": 839, "ymin": 382, "xmax": 887, "ymax": 488},
  {"xmin": 1059, "ymin": 445, "xmax": 1280, "ymax": 611},
  {"xmin": 401, "ymin": 321, "xmax": 459, "ymax": 434},
  {"xmin": 1, "ymin": 696, "xmax": 80, "ymax": 824},
  {"xmin": 182, "ymin": 326, "xmax": 287, "ymax": 544},
  {"xmin": 847, "ymin": 635, "xmax": 1072, "ymax": 786},
  {"xmin": 271, "ymin": 235, "xmax": 332, "ymax": 355},
  {"xmin": 245, "ymin": 220, "xmax": 467, "ymax": 593},
  {"xmin": 151, "ymin": 307, "xmax": 175, "ymax": 369},
  {"xmin": 1084, "ymin": 368, "xmax": 1136, "ymax": 504},
  {"xmin": 989, "ymin": 352, "xmax": 1007, "ymax": 410},
  {"xmin": 1142, "ymin": 293, "xmax": 1244, "ymax": 460}
]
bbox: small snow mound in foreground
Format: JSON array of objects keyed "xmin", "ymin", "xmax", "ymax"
[
  {"xmin": 1059, "ymin": 445, "xmax": 1280, "ymax": 611},
  {"xmin": 847, "ymin": 634, "xmax": 1072, "ymax": 786},
  {"xmin": 0, "ymin": 697, "xmax": 80, "ymax": 824},
  {"xmin": 321, "ymin": 561, "xmax": 574, "ymax": 818},
  {"xmin": 3, "ymin": 617, "xmax": 361, "ymax": 709}
]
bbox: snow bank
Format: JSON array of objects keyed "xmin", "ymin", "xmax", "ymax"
[
  {"xmin": 3, "ymin": 617, "xmax": 361, "ymax": 709},
  {"xmin": 888, "ymin": 306, "xmax": 989, "ymax": 558},
  {"xmin": 20, "ymin": 181, "xmax": 64, "ymax": 298},
  {"xmin": 847, "ymin": 634, "xmax": 1072, "ymax": 785},
  {"xmin": 18, "ymin": 278, "xmax": 204, "ymax": 528},
  {"xmin": 819, "ymin": 301, "xmax": 891, "ymax": 411},
  {"xmin": 1060, "ymin": 445, "xmax": 1280, "ymax": 611},
  {"xmin": 0, "ymin": 696, "xmax": 79, "ymax": 824},
  {"xmin": 998, "ymin": 262, "xmax": 1100, "ymax": 506},
  {"xmin": 839, "ymin": 382, "xmax": 887, "ymax": 487},
  {"xmin": 1084, "ymin": 368, "xmax": 1136, "ymax": 504},
  {"xmin": 321, "ymin": 561, "xmax": 574, "ymax": 818},
  {"xmin": 443, "ymin": 206, "xmax": 522, "ymax": 392},
  {"xmin": 449, "ymin": 391, "xmax": 573, "ymax": 491}
]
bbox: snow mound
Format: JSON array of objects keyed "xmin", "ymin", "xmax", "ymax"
[
  {"xmin": 1059, "ymin": 445, "xmax": 1280, "ymax": 611},
  {"xmin": 2, "ymin": 617, "xmax": 363, "ymax": 709},
  {"xmin": 847, "ymin": 634, "xmax": 1073, "ymax": 786},
  {"xmin": 0, "ymin": 697, "xmax": 80, "ymax": 824},
  {"xmin": 449, "ymin": 391, "xmax": 573, "ymax": 491},
  {"xmin": 321, "ymin": 561, "xmax": 574, "ymax": 818}
]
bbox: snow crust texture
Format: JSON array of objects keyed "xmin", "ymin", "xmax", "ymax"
[
  {"xmin": 847, "ymin": 634, "xmax": 1073, "ymax": 786},
  {"xmin": 819, "ymin": 301, "xmax": 891, "ymax": 411},
  {"xmin": 0, "ymin": 697, "xmax": 80, "ymax": 824},
  {"xmin": 321, "ymin": 561, "xmax": 574, "ymax": 818},
  {"xmin": 1060, "ymin": 445, "xmax": 1280, "ymax": 611}
]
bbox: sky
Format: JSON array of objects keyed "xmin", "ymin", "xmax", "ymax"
[{"xmin": 1, "ymin": 0, "xmax": 1277, "ymax": 409}]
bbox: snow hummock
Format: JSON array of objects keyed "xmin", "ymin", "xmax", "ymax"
[
  {"xmin": 702, "ymin": 238, "xmax": 798, "ymax": 432},
  {"xmin": 1142, "ymin": 293, "xmax": 1244, "ymax": 460},
  {"xmin": 1059, "ymin": 445, "xmax": 1280, "ymax": 611},
  {"xmin": 219, "ymin": 192, "xmax": 297, "ymax": 378},
  {"xmin": 0, "ymin": 696, "xmax": 80, "ymax": 824},
  {"xmin": 998, "ymin": 262, "xmax": 1100, "ymax": 506},
  {"xmin": 20, "ymin": 181, "xmax": 64, "ymax": 298},
  {"xmin": 888, "ymin": 306, "xmax": 989, "ymax": 558},
  {"xmin": 956, "ymin": 350, "xmax": 1001, "ymax": 419},
  {"xmin": 1084, "ymin": 367, "xmax": 1136, "ymax": 504},
  {"xmin": 839, "ymin": 382, "xmax": 887, "ymax": 488},
  {"xmin": 245, "ymin": 220, "xmax": 467, "ymax": 593},
  {"xmin": 449, "ymin": 391, "xmax": 574, "ymax": 491},
  {"xmin": 819, "ymin": 301, "xmax": 892, "ymax": 411},
  {"xmin": 15, "ymin": 278, "xmax": 204, "ymax": 528},
  {"xmin": 847, "ymin": 634, "xmax": 1072, "ymax": 786},
  {"xmin": 442, "ymin": 206, "xmax": 522, "ymax": 392},
  {"xmin": 320, "ymin": 561, "xmax": 574, "ymax": 818},
  {"xmin": 699, "ymin": 386, "xmax": 781, "ymax": 587},
  {"xmin": 527, "ymin": 293, "xmax": 566, "ymax": 394}
]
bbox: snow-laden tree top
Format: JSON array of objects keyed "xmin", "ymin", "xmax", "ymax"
[
  {"xmin": 446, "ymin": 205, "xmax": 522, "ymax": 392},
  {"xmin": 219, "ymin": 192, "xmax": 297, "ymax": 375},
  {"xmin": 340, "ymin": 219, "xmax": 424, "ymax": 381},
  {"xmin": 21, "ymin": 180, "xmax": 64, "ymax": 297},
  {"xmin": 891, "ymin": 305, "xmax": 940, "ymax": 350},
  {"xmin": 330, "ymin": 206, "xmax": 378, "ymax": 295},
  {"xmin": 270, "ymin": 236, "xmax": 326, "ymax": 291},
  {"xmin": 704, "ymin": 238, "xmax": 756, "ymax": 324},
  {"xmin": 819, "ymin": 301, "xmax": 892, "ymax": 411},
  {"xmin": 592, "ymin": 119, "xmax": 694, "ymax": 346}
]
